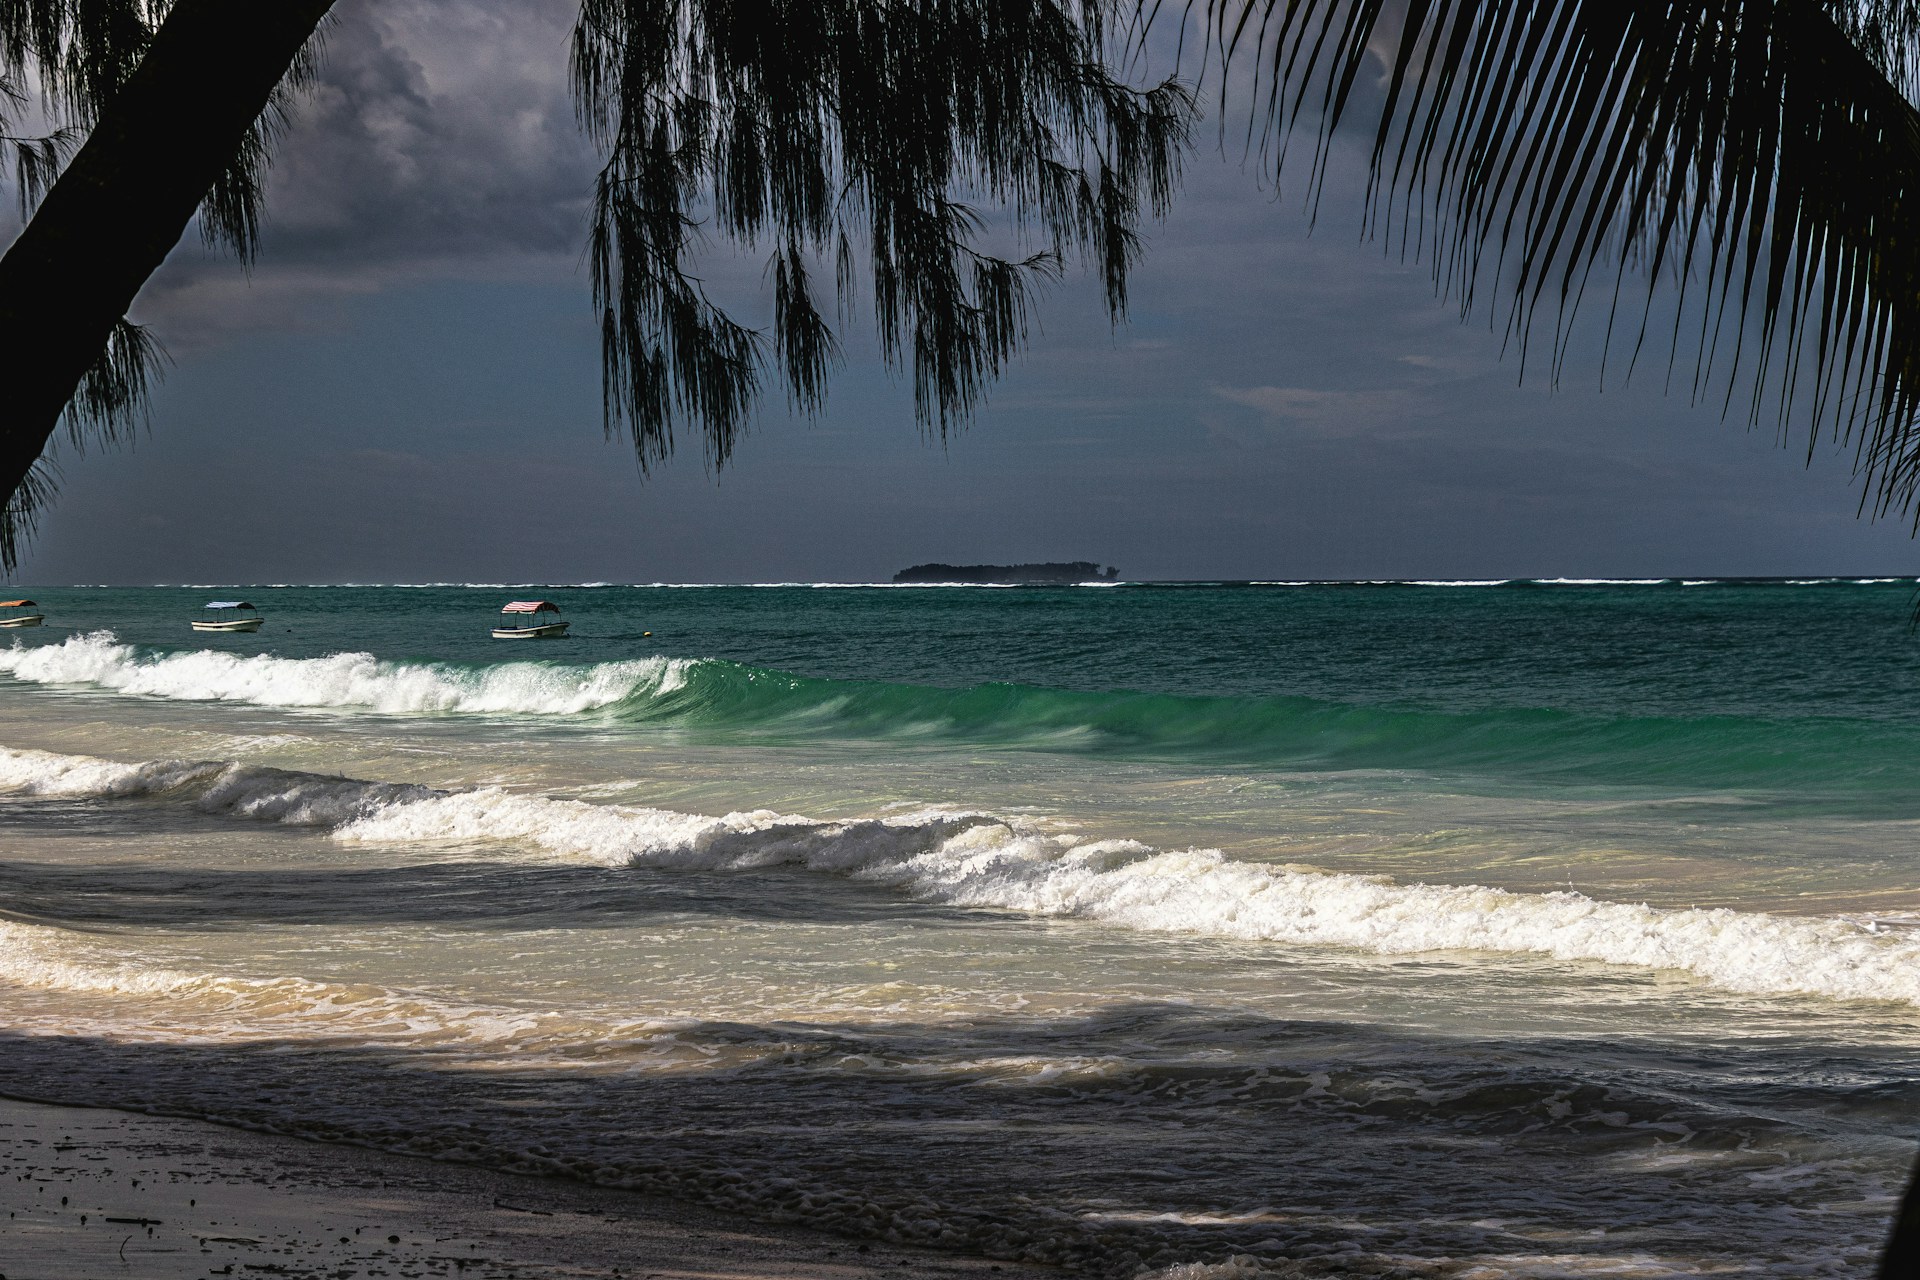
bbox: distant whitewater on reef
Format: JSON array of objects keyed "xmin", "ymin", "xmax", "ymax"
[{"xmin": 0, "ymin": 580, "xmax": 1915, "ymax": 1276}]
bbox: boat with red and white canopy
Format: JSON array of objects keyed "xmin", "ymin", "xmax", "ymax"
[
  {"xmin": 0, "ymin": 599, "xmax": 42, "ymax": 628},
  {"xmin": 493, "ymin": 600, "xmax": 569, "ymax": 639}
]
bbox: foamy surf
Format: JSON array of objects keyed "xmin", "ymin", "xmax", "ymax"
[
  {"xmin": 7, "ymin": 745, "xmax": 1920, "ymax": 1009},
  {"xmin": 0, "ymin": 631, "xmax": 689, "ymax": 715},
  {"xmin": 0, "ymin": 916, "xmax": 648, "ymax": 1053}
]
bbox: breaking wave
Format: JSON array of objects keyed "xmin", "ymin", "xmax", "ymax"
[
  {"xmin": 3, "ymin": 632, "xmax": 1917, "ymax": 792},
  {"xmin": 0, "ymin": 630, "xmax": 688, "ymax": 716},
  {"xmin": 6, "ymin": 744, "xmax": 1920, "ymax": 1008},
  {"xmin": 0, "ymin": 914, "xmax": 542, "ymax": 1038}
]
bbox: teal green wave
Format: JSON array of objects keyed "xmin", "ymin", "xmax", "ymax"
[{"xmin": 614, "ymin": 658, "xmax": 1913, "ymax": 793}]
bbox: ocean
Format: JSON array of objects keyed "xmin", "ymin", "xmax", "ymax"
[{"xmin": 1, "ymin": 579, "xmax": 1918, "ymax": 1276}]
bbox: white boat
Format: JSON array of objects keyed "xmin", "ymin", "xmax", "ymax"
[
  {"xmin": 192, "ymin": 600, "xmax": 264, "ymax": 633},
  {"xmin": 493, "ymin": 600, "xmax": 569, "ymax": 639},
  {"xmin": 0, "ymin": 599, "xmax": 43, "ymax": 628}
]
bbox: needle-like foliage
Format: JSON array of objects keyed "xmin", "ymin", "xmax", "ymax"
[
  {"xmin": 0, "ymin": 78, "xmax": 77, "ymax": 216},
  {"xmin": 1180, "ymin": 0, "xmax": 1920, "ymax": 522},
  {"xmin": 0, "ymin": 0, "xmax": 1189, "ymax": 569},
  {"xmin": 0, "ymin": 313, "xmax": 162, "ymax": 568},
  {"xmin": 571, "ymin": 0, "xmax": 1194, "ymax": 468}
]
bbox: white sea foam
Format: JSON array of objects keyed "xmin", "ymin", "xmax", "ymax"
[
  {"xmin": 0, "ymin": 746, "xmax": 443, "ymax": 825},
  {"xmin": 0, "ymin": 744, "xmax": 222, "ymax": 797},
  {"xmin": 0, "ymin": 631, "xmax": 689, "ymax": 716},
  {"xmin": 1405, "ymin": 580, "xmax": 1513, "ymax": 587},
  {"xmin": 1137, "ymin": 1259, "xmax": 1275, "ymax": 1280},
  {"xmin": 0, "ymin": 915, "xmax": 562, "ymax": 1046},
  {"xmin": 0, "ymin": 915, "xmax": 304, "ymax": 1002},
  {"xmin": 8, "ymin": 745, "xmax": 1920, "ymax": 1009}
]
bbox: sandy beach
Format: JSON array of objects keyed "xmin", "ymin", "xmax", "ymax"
[{"xmin": 0, "ymin": 1096, "xmax": 1059, "ymax": 1280}]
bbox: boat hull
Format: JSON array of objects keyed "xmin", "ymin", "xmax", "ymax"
[
  {"xmin": 492, "ymin": 622, "xmax": 570, "ymax": 639},
  {"xmin": 191, "ymin": 618, "xmax": 264, "ymax": 633},
  {"xmin": 0, "ymin": 614, "xmax": 43, "ymax": 628}
]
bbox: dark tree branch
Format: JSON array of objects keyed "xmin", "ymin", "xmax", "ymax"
[
  {"xmin": 1881, "ymin": 1151, "xmax": 1920, "ymax": 1280},
  {"xmin": 0, "ymin": 0, "xmax": 335, "ymax": 569}
]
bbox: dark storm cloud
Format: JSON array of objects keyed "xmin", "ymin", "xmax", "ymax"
[
  {"xmin": 134, "ymin": 0, "xmax": 596, "ymax": 345},
  {"xmin": 265, "ymin": 0, "xmax": 593, "ymax": 262},
  {"xmin": 124, "ymin": 3, "xmax": 1333, "ymax": 353},
  {"xmin": 13, "ymin": 2, "xmax": 1920, "ymax": 582},
  {"xmin": 123, "ymin": 3, "xmax": 1366, "ymax": 360}
]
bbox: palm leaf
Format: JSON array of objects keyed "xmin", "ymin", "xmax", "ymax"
[{"xmin": 1177, "ymin": 0, "xmax": 1920, "ymax": 522}]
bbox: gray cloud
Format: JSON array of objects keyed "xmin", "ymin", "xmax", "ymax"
[
  {"xmin": 135, "ymin": 0, "xmax": 596, "ymax": 346},
  {"xmin": 266, "ymin": 0, "xmax": 592, "ymax": 262},
  {"xmin": 1211, "ymin": 384, "xmax": 1421, "ymax": 437},
  {"xmin": 11, "ymin": 3, "xmax": 1919, "ymax": 583}
]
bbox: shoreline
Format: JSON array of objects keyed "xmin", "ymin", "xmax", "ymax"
[{"xmin": 0, "ymin": 1094, "xmax": 1061, "ymax": 1280}]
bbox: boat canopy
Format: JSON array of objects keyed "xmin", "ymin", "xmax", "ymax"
[
  {"xmin": 501, "ymin": 600, "xmax": 560, "ymax": 615},
  {"xmin": 205, "ymin": 601, "xmax": 255, "ymax": 610},
  {"xmin": 0, "ymin": 600, "xmax": 34, "ymax": 608}
]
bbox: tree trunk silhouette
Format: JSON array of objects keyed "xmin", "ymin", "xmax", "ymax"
[
  {"xmin": 1881, "ymin": 1151, "xmax": 1920, "ymax": 1278},
  {"xmin": 0, "ymin": 0, "xmax": 335, "ymax": 512}
]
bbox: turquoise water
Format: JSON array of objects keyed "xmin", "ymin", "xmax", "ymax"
[
  {"xmin": 1, "ymin": 580, "xmax": 1918, "ymax": 1275},
  {"xmin": 19, "ymin": 578, "xmax": 1920, "ymax": 784}
]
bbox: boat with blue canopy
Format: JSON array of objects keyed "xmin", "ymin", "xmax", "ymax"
[
  {"xmin": 0, "ymin": 599, "xmax": 43, "ymax": 628},
  {"xmin": 492, "ymin": 600, "xmax": 569, "ymax": 639},
  {"xmin": 192, "ymin": 601, "xmax": 264, "ymax": 633}
]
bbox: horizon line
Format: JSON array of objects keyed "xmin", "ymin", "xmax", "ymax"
[{"xmin": 7, "ymin": 575, "xmax": 1918, "ymax": 590}]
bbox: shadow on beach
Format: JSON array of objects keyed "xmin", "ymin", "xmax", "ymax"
[{"xmin": 0, "ymin": 997, "xmax": 1911, "ymax": 1276}]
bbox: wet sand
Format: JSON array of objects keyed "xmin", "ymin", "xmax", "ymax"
[{"xmin": 0, "ymin": 1096, "xmax": 1059, "ymax": 1280}]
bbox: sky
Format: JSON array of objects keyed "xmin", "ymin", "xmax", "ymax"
[{"xmin": 8, "ymin": 0, "xmax": 1919, "ymax": 585}]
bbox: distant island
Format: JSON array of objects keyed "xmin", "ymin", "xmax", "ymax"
[{"xmin": 892, "ymin": 562, "xmax": 1119, "ymax": 584}]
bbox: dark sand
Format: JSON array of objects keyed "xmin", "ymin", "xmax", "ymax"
[{"xmin": 0, "ymin": 1097, "xmax": 1062, "ymax": 1280}]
